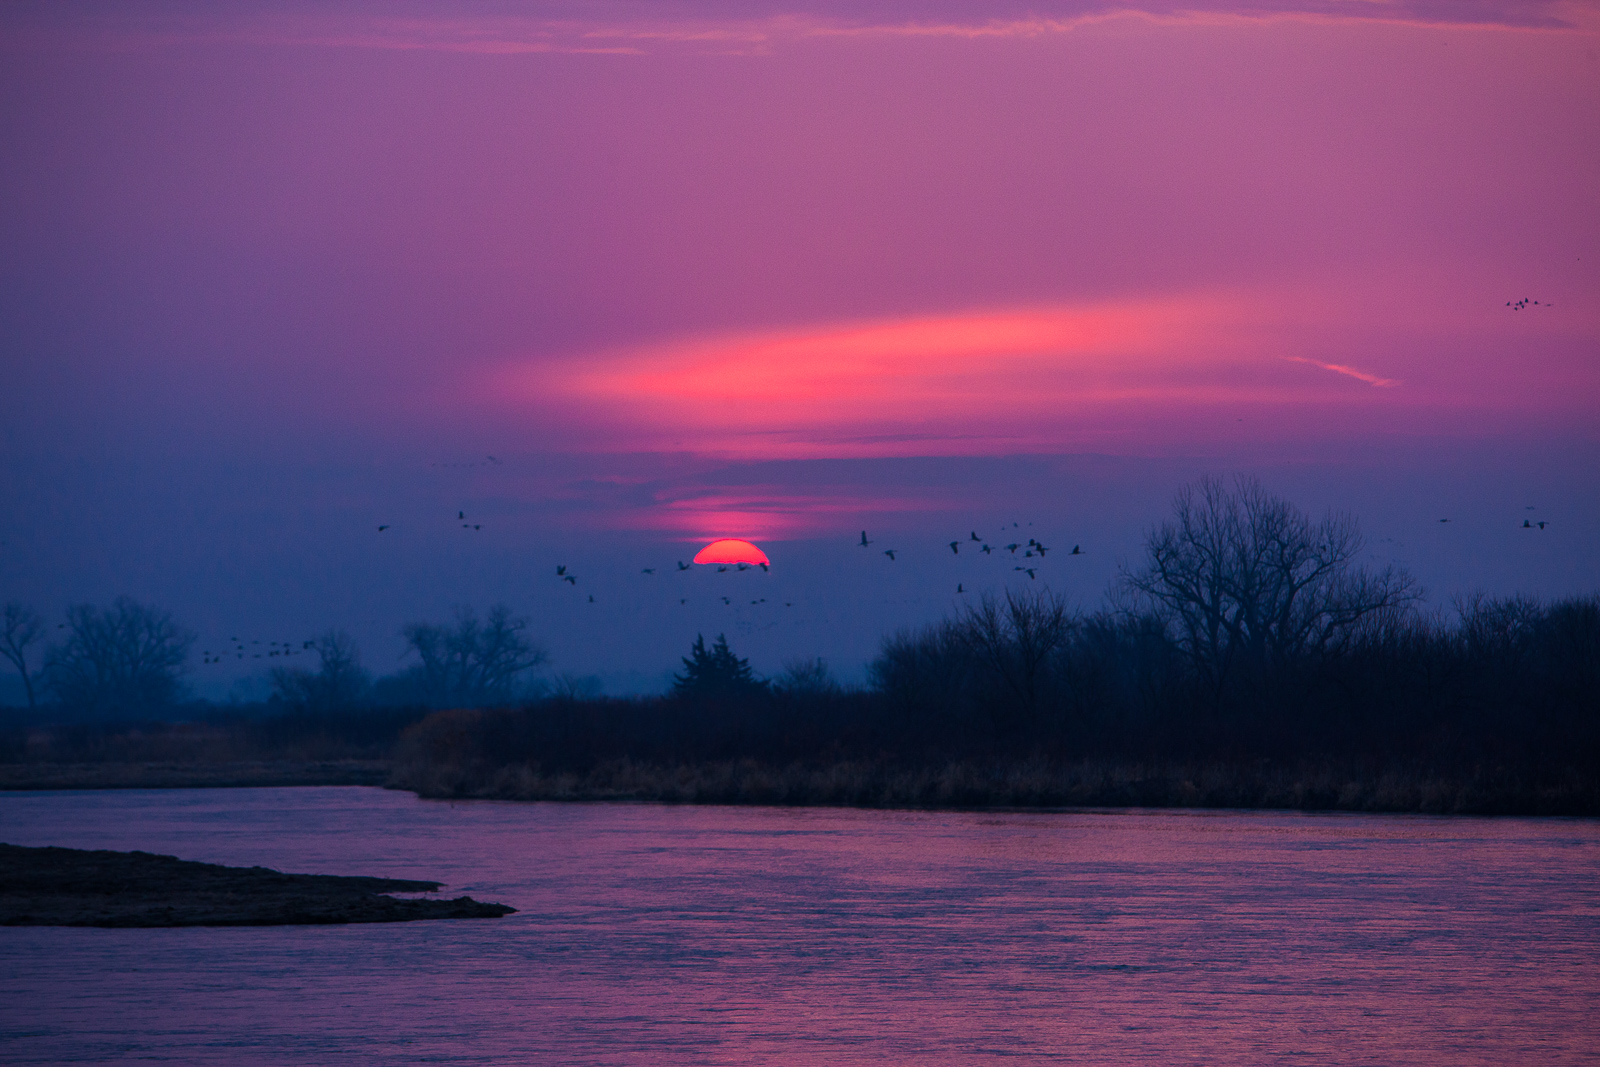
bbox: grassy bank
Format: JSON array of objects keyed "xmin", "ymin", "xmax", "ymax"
[
  {"xmin": 389, "ymin": 751, "xmax": 1599, "ymax": 816},
  {"xmin": 0, "ymin": 710, "xmax": 422, "ymax": 790}
]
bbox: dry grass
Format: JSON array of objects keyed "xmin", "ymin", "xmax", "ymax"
[
  {"xmin": 388, "ymin": 754, "xmax": 1600, "ymax": 816},
  {"xmin": 0, "ymin": 760, "xmax": 390, "ymax": 790}
]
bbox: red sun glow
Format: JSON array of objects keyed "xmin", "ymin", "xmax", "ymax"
[{"xmin": 693, "ymin": 539, "xmax": 770, "ymax": 566}]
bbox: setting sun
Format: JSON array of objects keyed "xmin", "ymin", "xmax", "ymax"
[{"xmin": 692, "ymin": 539, "xmax": 771, "ymax": 566}]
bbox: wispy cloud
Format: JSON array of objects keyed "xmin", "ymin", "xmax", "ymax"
[
  {"xmin": 1284, "ymin": 356, "xmax": 1401, "ymax": 388},
  {"xmin": 487, "ymin": 292, "xmax": 1447, "ymax": 457},
  {"xmin": 7, "ymin": 1, "xmax": 1588, "ymax": 57}
]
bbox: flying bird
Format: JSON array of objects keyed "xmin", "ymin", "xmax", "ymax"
[
  {"xmin": 377, "ymin": 525, "xmax": 389, "ymax": 532},
  {"xmin": 1006, "ymin": 543, "xmax": 1020, "ymax": 553},
  {"xmin": 677, "ymin": 561, "xmax": 691, "ymax": 571},
  {"xmin": 642, "ymin": 568, "xmax": 655, "ymax": 574},
  {"xmin": 759, "ymin": 562, "xmax": 769, "ymax": 572},
  {"xmin": 980, "ymin": 544, "xmax": 993, "ymax": 554},
  {"xmin": 859, "ymin": 530, "xmax": 872, "ymax": 547},
  {"xmin": 556, "ymin": 565, "xmax": 567, "ymax": 575},
  {"xmin": 1035, "ymin": 544, "xmax": 1049, "ymax": 556},
  {"xmin": 1015, "ymin": 567, "xmax": 1037, "ymax": 579},
  {"xmin": 949, "ymin": 541, "xmax": 960, "ymax": 554},
  {"xmin": 1439, "ymin": 518, "xmax": 1450, "ymax": 523},
  {"xmin": 883, "ymin": 549, "xmax": 897, "ymax": 561},
  {"xmin": 718, "ymin": 565, "xmax": 728, "ymax": 573},
  {"xmin": 970, "ymin": 531, "xmax": 981, "ymax": 541},
  {"xmin": 737, "ymin": 563, "xmax": 750, "ymax": 571},
  {"xmin": 1537, "ymin": 521, "xmax": 1549, "ymax": 529},
  {"xmin": 588, "ymin": 595, "xmax": 595, "ymax": 603},
  {"xmin": 562, "ymin": 575, "xmax": 576, "ymax": 585},
  {"xmin": 957, "ymin": 583, "xmax": 965, "ymax": 593},
  {"xmin": 1070, "ymin": 545, "xmax": 1083, "ymax": 555},
  {"xmin": 458, "ymin": 511, "xmax": 465, "ymax": 520}
]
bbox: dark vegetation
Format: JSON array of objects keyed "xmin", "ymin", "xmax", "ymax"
[
  {"xmin": 5, "ymin": 478, "xmax": 1598, "ymax": 814},
  {"xmin": 0, "ymin": 843, "xmax": 515, "ymax": 926}
]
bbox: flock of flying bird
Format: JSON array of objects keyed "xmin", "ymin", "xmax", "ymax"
[
  {"xmin": 201, "ymin": 638, "xmax": 314, "ymax": 665},
  {"xmin": 856, "ymin": 526, "xmax": 1083, "ymax": 588}
]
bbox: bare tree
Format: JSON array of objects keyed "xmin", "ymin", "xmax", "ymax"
[
  {"xmin": 955, "ymin": 588, "xmax": 1076, "ymax": 722},
  {"xmin": 45, "ymin": 598, "xmax": 194, "ymax": 716},
  {"xmin": 1120, "ymin": 476, "xmax": 1418, "ymax": 695},
  {"xmin": 773, "ymin": 656, "xmax": 842, "ymax": 697},
  {"xmin": 401, "ymin": 604, "xmax": 545, "ymax": 707},
  {"xmin": 1, "ymin": 602, "xmax": 45, "ymax": 708},
  {"xmin": 271, "ymin": 630, "xmax": 371, "ymax": 713}
]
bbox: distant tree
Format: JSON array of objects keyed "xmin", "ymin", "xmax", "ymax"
[
  {"xmin": 400, "ymin": 604, "xmax": 545, "ymax": 707},
  {"xmin": 44, "ymin": 598, "xmax": 194, "ymax": 716},
  {"xmin": 1, "ymin": 602, "xmax": 46, "ymax": 709},
  {"xmin": 955, "ymin": 588, "xmax": 1076, "ymax": 723},
  {"xmin": 1120, "ymin": 476, "xmax": 1418, "ymax": 697},
  {"xmin": 773, "ymin": 656, "xmax": 842, "ymax": 697},
  {"xmin": 270, "ymin": 630, "xmax": 371, "ymax": 713},
  {"xmin": 673, "ymin": 634, "xmax": 766, "ymax": 699}
]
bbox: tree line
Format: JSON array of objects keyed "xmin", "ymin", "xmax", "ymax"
[
  {"xmin": 5, "ymin": 477, "xmax": 1597, "ymax": 786},
  {"xmin": 0, "ymin": 600, "xmax": 546, "ymax": 719}
]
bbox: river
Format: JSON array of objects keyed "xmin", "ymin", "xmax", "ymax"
[{"xmin": 2, "ymin": 787, "xmax": 1597, "ymax": 1064}]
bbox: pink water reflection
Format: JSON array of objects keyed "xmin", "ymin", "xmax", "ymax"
[{"xmin": 2, "ymin": 787, "xmax": 1598, "ymax": 1064}]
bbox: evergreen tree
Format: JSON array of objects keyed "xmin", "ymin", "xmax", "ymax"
[{"xmin": 673, "ymin": 633, "xmax": 765, "ymax": 698}]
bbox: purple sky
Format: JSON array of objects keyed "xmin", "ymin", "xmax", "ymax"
[{"xmin": 2, "ymin": 0, "xmax": 1596, "ymax": 697}]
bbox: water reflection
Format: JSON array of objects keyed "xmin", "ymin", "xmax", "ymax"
[{"xmin": 2, "ymin": 788, "xmax": 1597, "ymax": 1064}]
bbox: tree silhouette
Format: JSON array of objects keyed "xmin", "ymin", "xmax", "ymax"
[
  {"xmin": 45, "ymin": 598, "xmax": 193, "ymax": 716},
  {"xmin": 1120, "ymin": 476, "xmax": 1418, "ymax": 698},
  {"xmin": 400, "ymin": 604, "xmax": 545, "ymax": 707},
  {"xmin": 2, "ymin": 603, "xmax": 45, "ymax": 709},
  {"xmin": 673, "ymin": 634, "xmax": 765, "ymax": 698},
  {"xmin": 271, "ymin": 630, "xmax": 371, "ymax": 713}
]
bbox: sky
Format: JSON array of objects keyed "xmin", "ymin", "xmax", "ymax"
[{"xmin": 1, "ymin": 0, "xmax": 1597, "ymax": 699}]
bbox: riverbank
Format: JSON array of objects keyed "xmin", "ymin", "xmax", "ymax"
[
  {"xmin": 389, "ymin": 756, "xmax": 1600, "ymax": 817},
  {"xmin": 0, "ymin": 843, "xmax": 515, "ymax": 926},
  {"xmin": 0, "ymin": 759, "xmax": 389, "ymax": 790}
]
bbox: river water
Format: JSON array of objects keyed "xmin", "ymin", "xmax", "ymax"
[{"xmin": 1, "ymin": 787, "xmax": 1597, "ymax": 1065}]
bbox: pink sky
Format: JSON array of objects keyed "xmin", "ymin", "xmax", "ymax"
[{"xmin": 1, "ymin": 0, "xmax": 1595, "ymax": 688}]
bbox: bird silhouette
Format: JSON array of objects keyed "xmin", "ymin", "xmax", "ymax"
[
  {"xmin": 1035, "ymin": 544, "xmax": 1049, "ymax": 556},
  {"xmin": 980, "ymin": 544, "xmax": 993, "ymax": 554},
  {"xmin": 737, "ymin": 563, "xmax": 750, "ymax": 571},
  {"xmin": 458, "ymin": 511, "xmax": 465, "ymax": 520},
  {"xmin": 883, "ymin": 549, "xmax": 897, "ymax": 561},
  {"xmin": 759, "ymin": 562, "xmax": 769, "ymax": 572},
  {"xmin": 562, "ymin": 575, "xmax": 576, "ymax": 585},
  {"xmin": 1016, "ymin": 567, "xmax": 1037, "ymax": 579},
  {"xmin": 642, "ymin": 568, "xmax": 655, "ymax": 574},
  {"xmin": 970, "ymin": 531, "xmax": 981, "ymax": 541},
  {"xmin": 1439, "ymin": 518, "xmax": 1450, "ymax": 523},
  {"xmin": 377, "ymin": 525, "xmax": 389, "ymax": 532},
  {"xmin": 1523, "ymin": 519, "xmax": 1533, "ymax": 528},
  {"xmin": 1070, "ymin": 545, "xmax": 1082, "ymax": 555},
  {"xmin": 587, "ymin": 595, "xmax": 595, "ymax": 603},
  {"xmin": 1537, "ymin": 521, "xmax": 1549, "ymax": 529},
  {"xmin": 949, "ymin": 541, "xmax": 960, "ymax": 554},
  {"xmin": 680, "ymin": 598, "xmax": 688, "ymax": 604},
  {"xmin": 859, "ymin": 530, "xmax": 872, "ymax": 547},
  {"xmin": 677, "ymin": 561, "xmax": 691, "ymax": 571},
  {"xmin": 957, "ymin": 583, "xmax": 965, "ymax": 593},
  {"xmin": 1006, "ymin": 543, "xmax": 1020, "ymax": 553},
  {"xmin": 556, "ymin": 565, "xmax": 567, "ymax": 575},
  {"xmin": 720, "ymin": 596, "xmax": 731, "ymax": 605},
  {"xmin": 717, "ymin": 565, "xmax": 728, "ymax": 573}
]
